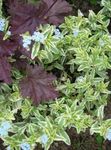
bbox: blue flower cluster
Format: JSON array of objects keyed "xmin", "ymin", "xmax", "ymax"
[
  {"xmin": 41, "ymin": 134, "xmax": 48, "ymax": 144},
  {"xmin": 32, "ymin": 31, "xmax": 45, "ymax": 43},
  {"xmin": 106, "ymin": 129, "xmax": 111, "ymax": 141},
  {"xmin": 0, "ymin": 121, "xmax": 11, "ymax": 137},
  {"xmin": 76, "ymin": 76, "xmax": 84, "ymax": 83},
  {"xmin": 54, "ymin": 29, "xmax": 61, "ymax": 37},
  {"xmin": 73, "ymin": 28, "xmax": 79, "ymax": 37},
  {"xmin": 20, "ymin": 142, "xmax": 31, "ymax": 150},
  {"xmin": 23, "ymin": 36, "xmax": 32, "ymax": 48},
  {"xmin": 54, "ymin": 29, "xmax": 63, "ymax": 39},
  {"xmin": 0, "ymin": 18, "xmax": 5, "ymax": 31},
  {"xmin": 99, "ymin": 39, "xmax": 105, "ymax": 47},
  {"xmin": 22, "ymin": 31, "xmax": 45, "ymax": 48}
]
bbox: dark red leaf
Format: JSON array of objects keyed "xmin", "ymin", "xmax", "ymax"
[
  {"xmin": 13, "ymin": 51, "xmax": 28, "ymax": 71},
  {"xmin": 8, "ymin": 0, "xmax": 43, "ymax": 34},
  {"xmin": 8, "ymin": 0, "xmax": 72, "ymax": 34},
  {"xmin": 19, "ymin": 65, "xmax": 58, "ymax": 105},
  {"xmin": 0, "ymin": 32, "xmax": 17, "ymax": 57},
  {"xmin": 40, "ymin": 0, "xmax": 72, "ymax": 25},
  {"xmin": 0, "ymin": 57, "xmax": 12, "ymax": 84}
]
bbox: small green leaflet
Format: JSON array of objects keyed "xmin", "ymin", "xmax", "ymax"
[
  {"xmin": 55, "ymin": 129, "xmax": 71, "ymax": 145},
  {"xmin": 31, "ymin": 43, "xmax": 40, "ymax": 59},
  {"xmin": 97, "ymin": 105, "xmax": 104, "ymax": 121},
  {"xmin": 0, "ymin": 0, "xmax": 2, "ymax": 16}
]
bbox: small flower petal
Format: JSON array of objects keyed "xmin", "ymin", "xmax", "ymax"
[
  {"xmin": 23, "ymin": 37, "xmax": 32, "ymax": 48},
  {"xmin": 0, "ymin": 18, "xmax": 5, "ymax": 31},
  {"xmin": 32, "ymin": 31, "xmax": 45, "ymax": 43},
  {"xmin": 7, "ymin": 146, "xmax": 11, "ymax": 150},
  {"xmin": 0, "ymin": 127, "xmax": 8, "ymax": 137},
  {"xmin": 99, "ymin": 39, "xmax": 105, "ymax": 47},
  {"xmin": 1, "ymin": 121, "xmax": 11, "ymax": 130},
  {"xmin": 20, "ymin": 142, "xmax": 31, "ymax": 150},
  {"xmin": 54, "ymin": 29, "xmax": 63, "ymax": 39},
  {"xmin": 76, "ymin": 76, "xmax": 84, "ymax": 82},
  {"xmin": 106, "ymin": 129, "xmax": 111, "ymax": 141},
  {"xmin": 73, "ymin": 28, "xmax": 79, "ymax": 37},
  {"xmin": 41, "ymin": 134, "xmax": 48, "ymax": 144}
]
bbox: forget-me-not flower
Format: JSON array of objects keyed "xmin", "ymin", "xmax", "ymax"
[
  {"xmin": 99, "ymin": 39, "xmax": 105, "ymax": 47},
  {"xmin": 106, "ymin": 128, "xmax": 111, "ymax": 141},
  {"xmin": 73, "ymin": 28, "xmax": 80, "ymax": 37},
  {"xmin": 23, "ymin": 37, "xmax": 32, "ymax": 48},
  {"xmin": 32, "ymin": 31, "xmax": 45, "ymax": 43},
  {"xmin": 1, "ymin": 121, "xmax": 11, "ymax": 130},
  {"xmin": 20, "ymin": 142, "xmax": 31, "ymax": 150},
  {"xmin": 0, "ymin": 18, "xmax": 5, "ymax": 31},
  {"xmin": 76, "ymin": 76, "xmax": 84, "ymax": 83},
  {"xmin": 0, "ymin": 127, "xmax": 8, "ymax": 137},
  {"xmin": 7, "ymin": 146, "xmax": 11, "ymax": 150},
  {"xmin": 54, "ymin": 29, "xmax": 63, "ymax": 39},
  {"xmin": 0, "ymin": 121, "xmax": 11, "ymax": 137},
  {"xmin": 41, "ymin": 134, "xmax": 48, "ymax": 144}
]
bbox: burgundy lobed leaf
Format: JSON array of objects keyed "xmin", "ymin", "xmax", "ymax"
[
  {"xmin": 0, "ymin": 56, "xmax": 12, "ymax": 84},
  {"xmin": 8, "ymin": 0, "xmax": 72, "ymax": 34},
  {"xmin": 19, "ymin": 65, "xmax": 58, "ymax": 105},
  {"xmin": 13, "ymin": 51, "xmax": 28, "ymax": 71},
  {"xmin": 8, "ymin": 0, "xmax": 39, "ymax": 34},
  {"xmin": 0, "ymin": 32, "xmax": 17, "ymax": 57},
  {"xmin": 40, "ymin": 0, "xmax": 72, "ymax": 25}
]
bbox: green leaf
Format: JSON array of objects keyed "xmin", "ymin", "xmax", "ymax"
[
  {"xmin": 54, "ymin": 63, "xmax": 64, "ymax": 70},
  {"xmin": 31, "ymin": 43, "xmax": 40, "ymax": 59},
  {"xmin": 97, "ymin": 105, "xmax": 104, "ymax": 121},
  {"xmin": 44, "ymin": 139, "xmax": 53, "ymax": 150},
  {"xmin": 0, "ymin": 0, "xmax": 2, "ymax": 16},
  {"xmin": 55, "ymin": 130, "xmax": 71, "ymax": 145}
]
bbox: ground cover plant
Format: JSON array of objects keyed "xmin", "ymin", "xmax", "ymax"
[{"xmin": 0, "ymin": 0, "xmax": 111, "ymax": 150}]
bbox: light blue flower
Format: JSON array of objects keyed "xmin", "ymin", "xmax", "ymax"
[
  {"xmin": 76, "ymin": 76, "xmax": 84, "ymax": 82},
  {"xmin": 32, "ymin": 31, "xmax": 45, "ymax": 43},
  {"xmin": 106, "ymin": 129, "xmax": 111, "ymax": 141},
  {"xmin": 23, "ymin": 37, "xmax": 32, "ymax": 48},
  {"xmin": 0, "ymin": 127, "xmax": 8, "ymax": 137},
  {"xmin": 20, "ymin": 142, "xmax": 31, "ymax": 150},
  {"xmin": 99, "ymin": 39, "xmax": 105, "ymax": 47},
  {"xmin": 41, "ymin": 134, "xmax": 48, "ymax": 144},
  {"xmin": 1, "ymin": 121, "xmax": 11, "ymax": 130},
  {"xmin": 0, "ymin": 18, "xmax": 5, "ymax": 31},
  {"xmin": 73, "ymin": 28, "xmax": 79, "ymax": 37},
  {"xmin": 54, "ymin": 29, "xmax": 63, "ymax": 39},
  {"xmin": 7, "ymin": 146, "xmax": 11, "ymax": 150},
  {"xmin": 0, "ymin": 121, "xmax": 11, "ymax": 137},
  {"xmin": 54, "ymin": 29, "xmax": 60, "ymax": 35}
]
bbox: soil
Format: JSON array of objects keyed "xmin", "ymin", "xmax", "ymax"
[{"xmin": 67, "ymin": 0, "xmax": 101, "ymax": 16}]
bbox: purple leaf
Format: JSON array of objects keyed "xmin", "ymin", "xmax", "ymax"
[
  {"xmin": 40, "ymin": 0, "xmax": 72, "ymax": 25},
  {"xmin": 0, "ymin": 32, "xmax": 17, "ymax": 57},
  {"xmin": 8, "ymin": 0, "xmax": 72, "ymax": 34},
  {"xmin": 19, "ymin": 65, "xmax": 58, "ymax": 105},
  {"xmin": 0, "ymin": 57, "xmax": 12, "ymax": 84}
]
